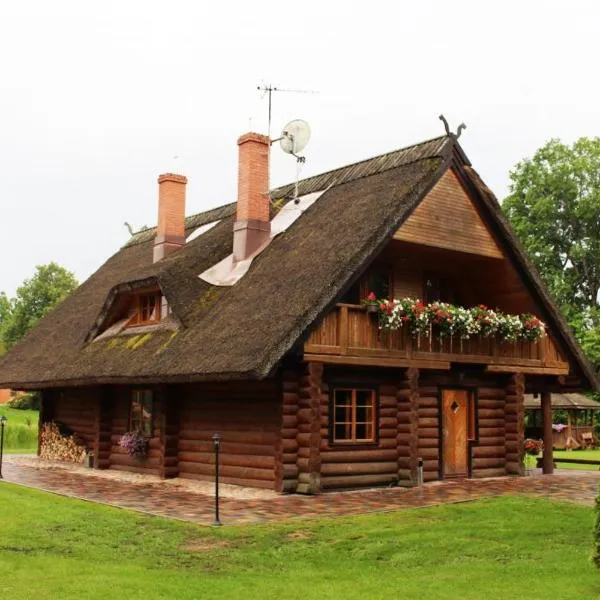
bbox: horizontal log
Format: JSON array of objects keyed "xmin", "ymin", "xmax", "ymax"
[
  {"xmin": 478, "ymin": 418, "xmax": 505, "ymax": 429},
  {"xmin": 418, "ymin": 398, "xmax": 439, "ymax": 409},
  {"xmin": 418, "ymin": 428, "xmax": 439, "ymax": 439},
  {"xmin": 178, "ymin": 472, "xmax": 275, "ymax": 490},
  {"xmin": 418, "ymin": 417, "xmax": 439, "ymax": 428},
  {"xmin": 110, "ymin": 454, "xmax": 160, "ymax": 468},
  {"xmin": 472, "ymin": 457, "xmax": 505, "ymax": 469},
  {"xmin": 397, "ymin": 457, "xmax": 411, "ymax": 470},
  {"xmin": 506, "ymin": 461, "xmax": 522, "ymax": 474},
  {"xmin": 479, "ymin": 427, "xmax": 505, "ymax": 437},
  {"xmin": 472, "ymin": 468, "xmax": 506, "ymax": 478},
  {"xmin": 380, "ymin": 384, "xmax": 397, "ymax": 397},
  {"xmin": 177, "ymin": 452, "xmax": 274, "ymax": 469},
  {"xmin": 478, "ymin": 409, "xmax": 505, "ymax": 420},
  {"xmin": 397, "ymin": 468, "xmax": 413, "ymax": 481},
  {"xmin": 418, "ymin": 438, "xmax": 439, "ymax": 449},
  {"xmin": 477, "ymin": 388, "xmax": 506, "ymax": 400},
  {"xmin": 422, "ymin": 459, "xmax": 439, "ymax": 472},
  {"xmin": 323, "ymin": 449, "xmax": 398, "ymax": 463},
  {"xmin": 477, "ymin": 399, "xmax": 505, "ymax": 410},
  {"xmin": 417, "ymin": 447, "xmax": 439, "ymax": 460},
  {"xmin": 472, "ymin": 446, "xmax": 505, "ymax": 459},
  {"xmin": 380, "ymin": 407, "xmax": 397, "ymax": 418},
  {"xmin": 321, "ymin": 473, "xmax": 398, "ymax": 489},
  {"xmin": 178, "ymin": 461, "xmax": 274, "ymax": 481},
  {"xmin": 282, "ymin": 392, "xmax": 298, "ymax": 406},
  {"xmin": 418, "ymin": 408, "xmax": 438, "ymax": 418},
  {"xmin": 179, "ymin": 430, "xmax": 276, "ymax": 444},
  {"xmin": 477, "ymin": 436, "xmax": 505, "ymax": 447},
  {"xmin": 423, "ymin": 471, "xmax": 439, "ymax": 482},
  {"xmin": 321, "ymin": 461, "xmax": 398, "ymax": 476}
]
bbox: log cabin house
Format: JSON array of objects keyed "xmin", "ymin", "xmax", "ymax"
[{"xmin": 0, "ymin": 129, "xmax": 598, "ymax": 492}]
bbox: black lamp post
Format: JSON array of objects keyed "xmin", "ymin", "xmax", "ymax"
[
  {"xmin": 212, "ymin": 432, "xmax": 222, "ymax": 526},
  {"xmin": 0, "ymin": 415, "xmax": 7, "ymax": 479}
]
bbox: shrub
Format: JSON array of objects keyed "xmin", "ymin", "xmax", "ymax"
[
  {"xmin": 6, "ymin": 392, "xmax": 40, "ymax": 411},
  {"xmin": 39, "ymin": 422, "xmax": 87, "ymax": 463}
]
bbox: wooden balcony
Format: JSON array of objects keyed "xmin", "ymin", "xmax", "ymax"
[{"xmin": 304, "ymin": 304, "xmax": 570, "ymax": 375}]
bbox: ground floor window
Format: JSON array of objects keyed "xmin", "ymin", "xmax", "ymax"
[
  {"xmin": 130, "ymin": 390, "xmax": 153, "ymax": 436},
  {"xmin": 331, "ymin": 388, "xmax": 377, "ymax": 444}
]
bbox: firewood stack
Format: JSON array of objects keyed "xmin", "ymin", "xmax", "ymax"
[{"xmin": 39, "ymin": 422, "xmax": 87, "ymax": 464}]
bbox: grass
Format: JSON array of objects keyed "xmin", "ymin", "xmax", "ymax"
[
  {"xmin": 0, "ymin": 484, "xmax": 598, "ymax": 599},
  {"xmin": 0, "ymin": 406, "xmax": 38, "ymax": 453},
  {"xmin": 554, "ymin": 449, "xmax": 600, "ymax": 471}
]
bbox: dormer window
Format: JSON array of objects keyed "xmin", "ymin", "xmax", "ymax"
[{"xmin": 126, "ymin": 291, "xmax": 169, "ymax": 328}]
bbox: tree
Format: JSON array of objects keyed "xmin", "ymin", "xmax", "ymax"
[
  {"xmin": 1, "ymin": 262, "xmax": 78, "ymax": 350},
  {"xmin": 0, "ymin": 292, "xmax": 11, "ymax": 355},
  {"xmin": 503, "ymin": 137, "xmax": 600, "ymax": 366}
]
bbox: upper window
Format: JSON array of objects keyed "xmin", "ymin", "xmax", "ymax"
[
  {"xmin": 130, "ymin": 390, "xmax": 153, "ymax": 436},
  {"xmin": 127, "ymin": 291, "xmax": 168, "ymax": 328},
  {"xmin": 423, "ymin": 272, "xmax": 452, "ymax": 304},
  {"xmin": 331, "ymin": 388, "xmax": 377, "ymax": 444},
  {"xmin": 339, "ymin": 266, "xmax": 392, "ymax": 305}
]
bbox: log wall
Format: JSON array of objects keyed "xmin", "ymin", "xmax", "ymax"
[
  {"xmin": 54, "ymin": 388, "xmax": 99, "ymax": 449},
  {"xmin": 319, "ymin": 366, "xmax": 402, "ymax": 491},
  {"xmin": 178, "ymin": 380, "xmax": 279, "ymax": 490},
  {"xmin": 505, "ymin": 373, "xmax": 525, "ymax": 475}
]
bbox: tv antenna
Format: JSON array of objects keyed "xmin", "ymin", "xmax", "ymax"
[
  {"xmin": 257, "ymin": 83, "xmax": 318, "ymax": 139},
  {"xmin": 273, "ymin": 119, "xmax": 312, "ymax": 201}
]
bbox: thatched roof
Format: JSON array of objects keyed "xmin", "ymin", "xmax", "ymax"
[
  {"xmin": 524, "ymin": 394, "xmax": 600, "ymax": 410},
  {"xmin": 0, "ymin": 134, "xmax": 597, "ymax": 391}
]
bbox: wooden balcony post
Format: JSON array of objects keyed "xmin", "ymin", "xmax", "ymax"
[
  {"xmin": 339, "ymin": 305, "xmax": 349, "ymax": 355},
  {"xmin": 541, "ymin": 391, "xmax": 554, "ymax": 474}
]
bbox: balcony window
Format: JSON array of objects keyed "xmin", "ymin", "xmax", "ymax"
[
  {"xmin": 127, "ymin": 291, "xmax": 166, "ymax": 327},
  {"xmin": 331, "ymin": 388, "xmax": 377, "ymax": 444}
]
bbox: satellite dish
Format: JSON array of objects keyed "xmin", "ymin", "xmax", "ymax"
[{"xmin": 280, "ymin": 119, "xmax": 311, "ymax": 156}]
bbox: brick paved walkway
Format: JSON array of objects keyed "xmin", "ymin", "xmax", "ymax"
[{"xmin": 2, "ymin": 456, "xmax": 599, "ymax": 526}]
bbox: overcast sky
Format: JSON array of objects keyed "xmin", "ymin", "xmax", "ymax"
[{"xmin": 1, "ymin": 0, "xmax": 598, "ymax": 297}]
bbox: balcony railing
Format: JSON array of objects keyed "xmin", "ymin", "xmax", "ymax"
[{"xmin": 304, "ymin": 304, "xmax": 569, "ymax": 374}]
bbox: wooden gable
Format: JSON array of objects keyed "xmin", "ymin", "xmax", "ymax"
[{"xmin": 394, "ymin": 169, "xmax": 504, "ymax": 259}]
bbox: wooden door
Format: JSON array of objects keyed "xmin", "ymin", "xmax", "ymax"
[{"xmin": 442, "ymin": 389, "xmax": 470, "ymax": 478}]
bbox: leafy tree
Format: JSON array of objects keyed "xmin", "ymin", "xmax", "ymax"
[
  {"xmin": 1, "ymin": 262, "xmax": 78, "ymax": 350},
  {"xmin": 0, "ymin": 292, "xmax": 11, "ymax": 354},
  {"xmin": 503, "ymin": 138, "xmax": 600, "ymax": 366}
]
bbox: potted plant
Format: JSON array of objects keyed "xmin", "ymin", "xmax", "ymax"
[
  {"xmin": 523, "ymin": 438, "xmax": 544, "ymax": 474},
  {"xmin": 119, "ymin": 430, "xmax": 149, "ymax": 460},
  {"xmin": 362, "ymin": 292, "xmax": 380, "ymax": 314}
]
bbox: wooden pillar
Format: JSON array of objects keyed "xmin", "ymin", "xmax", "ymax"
[
  {"xmin": 275, "ymin": 369, "xmax": 300, "ymax": 493},
  {"xmin": 505, "ymin": 373, "xmax": 524, "ymax": 475},
  {"xmin": 296, "ymin": 362, "xmax": 322, "ymax": 494},
  {"xmin": 541, "ymin": 391, "xmax": 554, "ymax": 474},
  {"xmin": 93, "ymin": 388, "xmax": 112, "ymax": 469},
  {"xmin": 158, "ymin": 386, "xmax": 180, "ymax": 479}
]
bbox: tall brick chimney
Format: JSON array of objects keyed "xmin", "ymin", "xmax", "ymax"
[
  {"xmin": 153, "ymin": 173, "xmax": 187, "ymax": 263},
  {"xmin": 233, "ymin": 132, "xmax": 271, "ymax": 262}
]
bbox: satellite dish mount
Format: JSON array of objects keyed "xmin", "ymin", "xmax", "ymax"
[{"xmin": 273, "ymin": 119, "xmax": 312, "ymax": 201}]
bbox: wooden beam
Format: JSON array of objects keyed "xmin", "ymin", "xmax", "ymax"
[
  {"xmin": 486, "ymin": 365, "xmax": 569, "ymax": 375},
  {"xmin": 541, "ymin": 391, "xmax": 554, "ymax": 475},
  {"xmin": 303, "ymin": 353, "xmax": 451, "ymax": 371}
]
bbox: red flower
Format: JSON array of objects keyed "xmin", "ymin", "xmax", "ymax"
[{"xmin": 367, "ymin": 292, "xmax": 376, "ymax": 302}]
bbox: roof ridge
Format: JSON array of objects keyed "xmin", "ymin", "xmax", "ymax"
[
  {"xmin": 271, "ymin": 134, "xmax": 450, "ymax": 197},
  {"xmin": 126, "ymin": 135, "xmax": 451, "ymax": 246}
]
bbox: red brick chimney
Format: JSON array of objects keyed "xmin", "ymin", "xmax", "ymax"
[
  {"xmin": 153, "ymin": 173, "xmax": 187, "ymax": 263},
  {"xmin": 233, "ymin": 132, "xmax": 271, "ymax": 262}
]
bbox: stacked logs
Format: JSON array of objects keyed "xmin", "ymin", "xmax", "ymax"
[
  {"xmin": 275, "ymin": 369, "xmax": 300, "ymax": 492},
  {"xmin": 397, "ymin": 369, "xmax": 419, "ymax": 485},
  {"xmin": 418, "ymin": 376, "xmax": 441, "ymax": 482},
  {"xmin": 39, "ymin": 422, "xmax": 87, "ymax": 463},
  {"xmin": 472, "ymin": 384, "xmax": 507, "ymax": 477},
  {"xmin": 505, "ymin": 373, "xmax": 525, "ymax": 475}
]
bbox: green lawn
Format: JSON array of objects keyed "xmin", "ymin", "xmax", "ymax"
[
  {"xmin": 0, "ymin": 406, "xmax": 38, "ymax": 453},
  {"xmin": 553, "ymin": 449, "xmax": 600, "ymax": 471},
  {"xmin": 0, "ymin": 484, "xmax": 598, "ymax": 599}
]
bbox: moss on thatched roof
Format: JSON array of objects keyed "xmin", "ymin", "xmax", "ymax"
[{"xmin": 0, "ymin": 134, "xmax": 597, "ymax": 391}]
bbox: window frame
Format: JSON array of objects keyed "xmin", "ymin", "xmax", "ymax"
[
  {"xmin": 126, "ymin": 291, "xmax": 164, "ymax": 328},
  {"xmin": 129, "ymin": 389, "xmax": 154, "ymax": 437},
  {"xmin": 329, "ymin": 386, "xmax": 379, "ymax": 446}
]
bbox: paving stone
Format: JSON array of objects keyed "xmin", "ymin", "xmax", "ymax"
[{"xmin": 2, "ymin": 458, "xmax": 599, "ymax": 526}]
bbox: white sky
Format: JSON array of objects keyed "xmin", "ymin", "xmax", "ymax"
[{"xmin": 1, "ymin": 0, "xmax": 598, "ymax": 297}]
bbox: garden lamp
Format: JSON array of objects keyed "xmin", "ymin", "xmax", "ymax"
[
  {"xmin": 212, "ymin": 432, "xmax": 222, "ymax": 526},
  {"xmin": 0, "ymin": 415, "xmax": 7, "ymax": 479}
]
